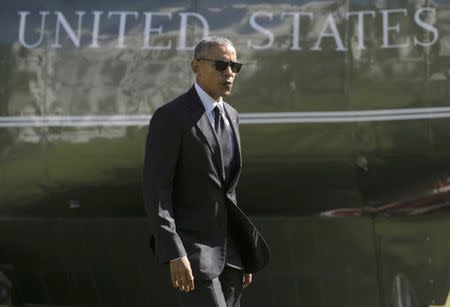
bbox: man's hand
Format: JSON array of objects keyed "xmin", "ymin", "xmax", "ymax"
[
  {"xmin": 243, "ymin": 273, "xmax": 252, "ymax": 288},
  {"xmin": 169, "ymin": 256, "xmax": 195, "ymax": 292}
]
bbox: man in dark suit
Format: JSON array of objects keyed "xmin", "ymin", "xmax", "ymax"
[{"xmin": 143, "ymin": 36, "xmax": 270, "ymax": 307}]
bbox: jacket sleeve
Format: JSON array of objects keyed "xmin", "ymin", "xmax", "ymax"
[{"xmin": 143, "ymin": 107, "xmax": 187, "ymax": 264}]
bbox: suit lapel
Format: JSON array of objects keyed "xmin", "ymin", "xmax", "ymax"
[
  {"xmin": 185, "ymin": 87, "xmax": 226, "ymax": 182},
  {"xmin": 223, "ymin": 103, "xmax": 242, "ymax": 193}
]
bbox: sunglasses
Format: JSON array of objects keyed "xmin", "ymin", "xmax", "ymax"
[{"xmin": 197, "ymin": 58, "xmax": 243, "ymax": 73}]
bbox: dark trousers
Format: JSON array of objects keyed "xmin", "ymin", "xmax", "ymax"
[{"xmin": 175, "ymin": 266, "xmax": 244, "ymax": 307}]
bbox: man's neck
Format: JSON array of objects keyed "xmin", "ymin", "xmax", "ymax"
[{"xmin": 195, "ymin": 81, "xmax": 221, "ymax": 102}]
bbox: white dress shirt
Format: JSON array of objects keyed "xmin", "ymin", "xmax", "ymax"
[{"xmin": 194, "ymin": 82, "xmax": 235, "ymax": 154}]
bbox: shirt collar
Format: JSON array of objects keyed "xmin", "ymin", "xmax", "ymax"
[{"xmin": 194, "ymin": 81, "xmax": 224, "ymax": 115}]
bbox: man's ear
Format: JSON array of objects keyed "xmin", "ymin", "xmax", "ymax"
[{"xmin": 191, "ymin": 60, "xmax": 199, "ymax": 76}]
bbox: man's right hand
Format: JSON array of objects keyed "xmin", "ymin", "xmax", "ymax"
[{"xmin": 169, "ymin": 256, "xmax": 195, "ymax": 292}]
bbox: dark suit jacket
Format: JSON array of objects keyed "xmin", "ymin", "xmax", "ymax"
[{"xmin": 143, "ymin": 86, "xmax": 270, "ymax": 280}]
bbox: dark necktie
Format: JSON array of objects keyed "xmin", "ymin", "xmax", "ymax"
[
  {"xmin": 214, "ymin": 106, "xmax": 243, "ymax": 269},
  {"xmin": 213, "ymin": 105, "xmax": 233, "ymax": 182}
]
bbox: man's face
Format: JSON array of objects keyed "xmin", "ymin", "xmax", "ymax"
[{"xmin": 192, "ymin": 44, "xmax": 237, "ymax": 101}]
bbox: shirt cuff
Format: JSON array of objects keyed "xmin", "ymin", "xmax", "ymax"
[{"xmin": 170, "ymin": 257, "xmax": 183, "ymax": 262}]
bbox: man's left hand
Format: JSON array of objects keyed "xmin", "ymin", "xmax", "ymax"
[{"xmin": 243, "ymin": 273, "xmax": 252, "ymax": 288}]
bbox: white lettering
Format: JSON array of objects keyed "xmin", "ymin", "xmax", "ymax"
[
  {"xmin": 413, "ymin": 8, "xmax": 438, "ymax": 47},
  {"xmin": 381, "ymin": 9, "xmax": 409, "ymax": 48},
  {"xmin": 89, "ymin": 11, "xmax": 103, "ymax": 48},
  {"xmin": 18, "ymin": 11, "xmax": 49, "ymax": 49},
  {"xmin": 178, "ymin": 12, "xmax": 209, "ymax": 50},
  {"xmin": 347, "ymin": 11, "xmax": 376, "ymax": 50},
  {"xmin": 281, "ymin": 12, "xmax": 313, "ymax": 50},
  {"xmin": 311, "ymin": 13, "xmax": 347, "ymax": 51},
  {"xmin": 247, "ymin": 12, "xmax": 275, "ymax": 50},
  {"xmin": 53, "ymin": 11, "xmax": 85, "ymax": 48},
  {"xmin": 16, "ymin": 8, "xmax": 438, "ymax": 52},
  {"xmin": 108, "ymin": 11, "xmax": 139, "ymax": 48},
  {"xmin": 142, "ymin": 12, "xmax": 172, "ymax": 50}
]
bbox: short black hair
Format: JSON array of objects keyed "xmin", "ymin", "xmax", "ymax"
[{"xmin": 193, "ymin": 36, "xmax": 235, "ymax": 59}]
